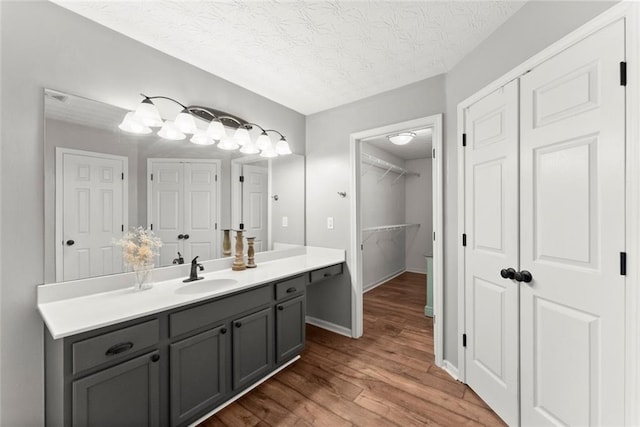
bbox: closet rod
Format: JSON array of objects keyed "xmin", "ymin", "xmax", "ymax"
[
  {"xmin": 361, "ymin": 152, "xmax": 420, "ymax": 178},
  {"xmin": 362, "ymin": 223, "xmax": 420, "ymax": 242}
]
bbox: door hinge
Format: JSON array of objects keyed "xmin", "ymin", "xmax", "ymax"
[
  {"xmin": 121, "ymin": 224, "xmax": 124, "ymax": 232},
  {"xmin": 620, "ymin": 61, "xmax": 627, "ymax": 86},
  {"xmin": 215, "ymin": 223, "xmax": 218, "ymax": 230},
  {"xmin": 462, "ymin": 233, "xmax": 467, "ymax": 247},
  {"xmin": 150, "ymin": 173, "xmax": 154, "ymax": 181},
  {"xmin": 239, "ymin": 223, "xmax": 245, "ymax": 230},
  {"xmin": 239, "ymin": 175, "xmax": 245, "ymax": 183},
  {"xmin": 432, "ymin": 148, "xmax": 436, "ymax": 159},
  {"xmin": 620, "ymin": 252, "xmax": 627, "ymax": 276},
  {"xmin": 150, "ymin": 224, "xmax": 153, "ymax": 230},
  {"xmin": 462, "ymin": 333, "xmax": 467, "ymax": 347},
  {"xmin": 215, "ymin": 174, "xmax": 218, "ymax": 182},
  {"xmin": 462, "ymin": 133, "xmax": 467, "ymax": 147},
  {"xmin": 433, "ymin": 231, "xmax": 435, "ymax": 241},
  {"xmin": 361, "ymin": 244, "xmax": 364, "ymax": 250},
  {"xmin": 121, "ymin": 172, "xmax": 124, "ymax": 180}
]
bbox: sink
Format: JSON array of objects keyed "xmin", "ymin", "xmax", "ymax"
[{"xmin": 175, "ymin": 278, "xmax": 239, "ymax": 295}]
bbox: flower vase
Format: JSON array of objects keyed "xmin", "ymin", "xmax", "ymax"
[{"xmin": 133, "ymin": 263, "xmax": 154, "ymax": 291}]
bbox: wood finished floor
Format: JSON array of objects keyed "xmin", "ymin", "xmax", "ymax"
[{"xmin": 200, "ymin": 272, "xmax": 505, "ymax": 426}]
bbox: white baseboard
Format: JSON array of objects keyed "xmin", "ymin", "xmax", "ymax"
[
  {"xmin": 440, "ymin": 359, "xmax": 460, "ymax": 382},
  {"xmin": 363, "ymin": 269, "xmax": 405, "ymax": 293},
  {"xmin": 188, "ymin": 356, "xmax": 301, "ymax": 426},
  {"xmin": 306, "ymin": 316, "xmax": 352, "ymax": 338},
  {"xmin": 405, "ymin": 269, "xmax": 427, "ymax": 275}
]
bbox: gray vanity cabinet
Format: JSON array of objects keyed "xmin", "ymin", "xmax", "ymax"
[
  {"xmin": 232, "ymin": 307, "xmax": 273, "ymax": 389},
  {"xmin": 276, "ymin": 295, "xmax": 305, "ymax": 363},
  {"xmin": 72, "ymin": 350, "xmax": 161, "ymax": 427},
  {"xmin": 169, "ymin": 325, "xmax": 228, "ymax": 426}
]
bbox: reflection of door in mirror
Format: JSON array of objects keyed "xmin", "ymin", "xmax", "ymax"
[
  {"xmin": 242, "ymin": 164, "xmax": 268, "ymax": 252},
  {"xmin": 56, "ymin": 148, "xmax": 127, "ymax": 281},
  {"xmin": 148, "ymin": 159, "xmax": 221, "ymax": 266}
]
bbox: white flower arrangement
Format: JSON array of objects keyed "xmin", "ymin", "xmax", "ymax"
[{"xmin": 115, "ymin": 227, "xmax": 163, "ymax": 267}]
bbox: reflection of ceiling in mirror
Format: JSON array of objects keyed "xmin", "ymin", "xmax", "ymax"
[
  {"xmin": 363, "ymin": 128, "xmax": 432, "ymax": 160},
  {"xmin": 45, "ymin": 89, "xmax": 125, "ymax": 132}
]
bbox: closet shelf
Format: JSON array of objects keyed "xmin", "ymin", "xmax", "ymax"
[
  {"xmin": 362, "ymin": 223, "xmax": 420, "ymax": 242},
  {"xmin": 361, "ymin": 152, "xmax": 420, "ymax": 183}
]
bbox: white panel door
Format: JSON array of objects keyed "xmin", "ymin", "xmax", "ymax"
[
  {"xmin": 464, "ymin": 80, "xmax": 520, "ymax": 426},
  {"xmin": 520, "ymin": 20, "xmax": 625, "ymax": 426},
  {"xmin": 150, "ymin": 162, "xmax": 183, "ymax": 267},
  {"xmin": 183, "ymin": 162, "xmax": 219, "ymax": 262},
  {"xmin": 61, "ymin": 151, "xmax": 125, "ymax": 281},
  {"xmin": 242, "ymin": 164, "xmax": 268, "ymax": 252}
]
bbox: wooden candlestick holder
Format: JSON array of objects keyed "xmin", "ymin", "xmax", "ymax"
[
  {"xmin": 246, "ymin": 237, "xmax": 257, "ymax": 268},
  {"xmin": 222, "ymin": 229, "xmax": 231, "ymax": 257},
  {"xmin": 232, "ymin": 230, "xmax": 246, "ymax": 271}
]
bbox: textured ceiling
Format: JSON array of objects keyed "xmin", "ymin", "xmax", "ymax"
[{"xmin": 50, "ymin": 0, "xmax": 526, "ymax": 115}]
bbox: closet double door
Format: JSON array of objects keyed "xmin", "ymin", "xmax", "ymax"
[
  {"xmin": 149, "ymin": 159, "xmax": 220, "ymax": 267},
  {"xmin": 464, "ymin": 21, "xmax": 625, "ymax": 426}
]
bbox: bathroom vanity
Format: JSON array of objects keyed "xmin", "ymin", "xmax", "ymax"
[{"xmin": 38, "ymin": 247, "xmax": 345, "ymax": 427}]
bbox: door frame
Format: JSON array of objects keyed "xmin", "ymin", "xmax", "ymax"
[
  {"xmin": 349, "ymin": 114, "xmax": 445, "ymax": 365},
  {"xmin": 55, "ymin": 147, "xmax": 129, "ymax": 282},
  {"xmin": 147, "ymin": 158, "xmax": 222, "ymax": 259},
  {"xmin": 456, "ymin": 3, "xmax": 640, "ymax": 424}
]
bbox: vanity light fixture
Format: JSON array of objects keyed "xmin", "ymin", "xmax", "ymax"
[
  {"xmin": 119, "ymin": 94, "xmax": 293, "ymax": 156},
  {"xmin": 387, "ymin": 132, "xmax": 416, "ymax": 145}
]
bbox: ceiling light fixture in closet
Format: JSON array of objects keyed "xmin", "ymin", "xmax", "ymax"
[
  {"xmin": 387, "ymin": 132, "xmax": 416, "ymax": 145},
  {"xmin": 118, "ymin": 94, "xmax": 292, "ymax": 157}
]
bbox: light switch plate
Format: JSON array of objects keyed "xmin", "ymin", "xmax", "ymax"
[
  {"xmin": 282, "ymin": 216, "xmax": 288, "ymax": 227},
  {"xmin": 327, "ymin": 217, "xmax": 334, "ymax": 229}
]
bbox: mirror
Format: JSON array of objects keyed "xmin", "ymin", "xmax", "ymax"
[{"xmin": 44, "ymin": 89, "xmax": 304, "ymax": 283}]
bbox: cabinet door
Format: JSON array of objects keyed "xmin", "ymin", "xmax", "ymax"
[
  {"xmin": 232, "ymin": 307, "xmax": 273, "ymax": 390},
  {"xmin": 276, "ymin": 296, "xmax": 305, "ymax": 363},
  {"xmin": 72, "ymin": 351, "xmax": 160, "ymax": 427},
  {"xmin": 169, "ymin": 325, "xmax": 228, "ymax": 426}
]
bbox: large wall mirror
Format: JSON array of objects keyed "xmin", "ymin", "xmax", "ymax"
[{"xmin": 44, "ymin": 89, "xmax": 305, "ymax": 283}]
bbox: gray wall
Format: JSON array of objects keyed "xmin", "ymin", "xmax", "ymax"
[
  {"xmin": 441, "ymin": 0, "xmax": 618, "ymax": 367},
  {"xmin": 0, "ymin": 1, "xmax": 304, "ymax": 425},
  {"xmin": 270, "ymin": 155, "xmax": 305, "ymax": 247},
  {"xmin": 305, "ymin": 75, "xmax": 446, "ymax": 328},
  {"xmin": 405, "ymin": 157, "xmax": 432, "ymax": 272},
  {"xmin": 361, "ymin": 143, "xmax": 406, "ymax": 290}
]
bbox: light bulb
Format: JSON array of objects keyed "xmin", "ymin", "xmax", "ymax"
[
  {"xmin": 260, "ymin": 142, "xmax": 277, "ymax": 158},
  {"xmin": 218, "ymin": 136, "xmax": 239, "ymax": 151},
  {"xmin": 206, "ymin": 120, "xmax": 226, "ymax": 140},
  {"xmin": 133, "ymin": 98, "xmax": 163, "ymax": 127},
  {"xmin": 233, "ymin": 126, "xmax": 251, "ymax": 146},
  {"xmin": 255, "ymin": 132, "xmax": 271, "ymax": 150},
  {"xmin": 190, "ymin": 130, "xmax": 214, "ymax": 146},
  {"xmin": 275, "ymin": 138, "xmax": 292, "ymax": 155},
  {"xmin": 157, "ymin": 121, "xmax": 186, "ymax": 140},
  {"xmin": 240, "ymin": 141, "xmax": 260, "ymax": 154},
  {"xmin": 119, "ymin": 112, "xmax": 152, "ymax": 134},
  {"xmin": 174, "ymin": 109, "xmax": 197, "ymax": 134}
]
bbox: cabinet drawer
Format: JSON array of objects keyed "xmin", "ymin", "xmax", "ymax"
[
  {"xmin": 72, "ymin": 319, "xmax": 160, "ymax": 374},
  {"xmin": 274, "ymin": 275, "xmax": 305, "ymax": 301},
  {"xmin": 170, "ymin": 285, "xmax": 271, "ymax": 338},
  {"xmin": 309, "ymin": 263, "xmax": 343, "ymax": 284}
]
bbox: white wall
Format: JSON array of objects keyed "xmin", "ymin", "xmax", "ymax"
[
  {"xmin": 305, "ymin": 75, "xmax": 446, "ymax": 328},
  {"xmin": 441, "ymin": 0, "xmax": 618, "ymax": 368},
  {"xmin": 361, "ymin": 143, "xmax": 406, "ymax": 290},
  {"xmin": 405, "ymin": 157, "xmax": 432, "ymax": 273},
  {"xmin": 0, "ymin": 2, "xmax": 304, "ymax": 425}
]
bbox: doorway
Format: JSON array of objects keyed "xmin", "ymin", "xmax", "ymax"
[{"xmin": 349, "ymin": 114, "xmax": 444, "ymax": 364}]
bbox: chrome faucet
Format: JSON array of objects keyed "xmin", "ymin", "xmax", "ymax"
[{"xmin": 183, "ymin": 256, "xmax": 204, "ymax": 283}]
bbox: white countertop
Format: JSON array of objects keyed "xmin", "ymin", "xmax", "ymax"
[{"xmin": 38, "ymin": 246, "xmax": 345, "ymax": 339}]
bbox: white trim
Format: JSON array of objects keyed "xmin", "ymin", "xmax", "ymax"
[
  {"xmin": 455, "ymin": 2, "xmax": 639, "ymax": 422},
  {"xmin": 405, "ymin": 268, "xmax": 427, "ymax": 275},
  {"xmin": 55, "ymin": 148, "xmax": 129, "ymax": 282},
  {"xmin": 305, "ymin": 316, "xmax": 352, "ymax": 338},
  {"xmin": 456, "ymin": 105, "xmax": 467, "ymax": 382},
  {"xmin": 363, "ymin": 269, "xmax": 406, "ymax": 293},
  {"xmin": 187, "ymin": 355, "xmax": 301, "ymax": 427},
  {"xmin": 441, "ymin": 360, "xmax": 460, "ymax": 382},
  {"xmin": 350, "ymin": 114, "xmax": 445, "ymax": 366}
]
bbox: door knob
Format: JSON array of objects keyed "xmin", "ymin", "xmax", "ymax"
[
  {"xmin": 183, "ymin": 234, "xmax": 190, "ymax": 240},
  {"xmin": 177, "ymin": 234, "xmax": 184, "ymax": 239},
  {"xmin": 514, "ymin": 270, "xmax": 533, "ymax": 283},
  {"xmin": 500, "ymin": 268, "xmax": 516, "ymax": 279},
  {"xmin": 66, "ymin": 240, "xmax": 75, "ymax": 246}
]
